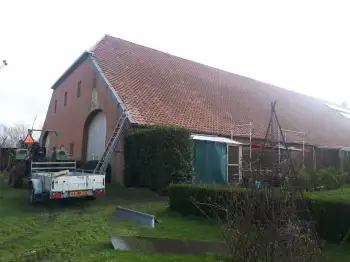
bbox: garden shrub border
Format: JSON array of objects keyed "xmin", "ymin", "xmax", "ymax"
[{"xmin": 169, "ymin": 183, "xmax": 350, "ymax": 243}]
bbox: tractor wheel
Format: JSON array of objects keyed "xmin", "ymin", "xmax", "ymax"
[
  {"xmin": 7, "ymin": 172, "xmax": 12, "ymax": 186},
  {"xmin": 9, "ymin": 173, "xmax": 23, "ymax": 188},
  {"xmin": 8, "ymin": 167, "xmax": 23, "ymax": 188},
  {"xmin": 8, "ymin": 162, "xmax": 26, "ymax": 189}
]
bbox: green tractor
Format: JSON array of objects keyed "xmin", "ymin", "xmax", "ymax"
[{"xmin": 8, "ymin": 129, "xmax": 68, "ymax": 188}]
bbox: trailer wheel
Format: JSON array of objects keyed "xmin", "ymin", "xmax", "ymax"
[
  {"xmin": 28, "ymin": 184, "xmax": 39, "ymax": 204},
  {"xmin": 86, "ymin": 196, "xmax": 96, "ymax": 201}
]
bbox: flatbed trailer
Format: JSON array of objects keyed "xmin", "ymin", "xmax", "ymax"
[{"xmin": 28, "ymin": 161, "xmax": 105, "ymax": 204}]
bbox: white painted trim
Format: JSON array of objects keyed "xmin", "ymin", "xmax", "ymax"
[
  {"xmin": 191, "ymin": 134, "xmax": 243, "ymax": 145},
  {"xmin": 227, "ymin": 145, "xmax": 243, "ymax": 183},
  {"xmin": 239, "ymin": 145, "xmax": 242, "ymax": 182},
  {"xmin": 226, "ymin": 144, "xmax": 229, "ymax": 183}
]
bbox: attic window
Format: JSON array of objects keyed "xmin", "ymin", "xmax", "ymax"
[
  {"xmin": 64, "ymin": 92, "xmax": 68, "ymax": 106},
  {"xmin": 77, "ymin": 81, "xmax": 81, "ymax": 98},
  {"xmin": 54, "ymin": 100, "xmax": 57, "ymax": 113}
]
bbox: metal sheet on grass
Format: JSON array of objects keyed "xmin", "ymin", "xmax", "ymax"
[
  {"xmin": 110, "ymin": 235, "xmax": 229, "ymax": 255},
  {"xmin": 112, "ymin": 206, "xmax": 157, "ymax": 228}
]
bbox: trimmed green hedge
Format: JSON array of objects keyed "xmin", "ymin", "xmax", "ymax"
[
  {"xmin": 124, "ymin": 126, "xmax": 194, "ymax": 193},
  {"xmin": 304, "ymin": 188, "xmax": 350, "ymax": 243},
  {"xmin": 169, "ymin": 183, "xmax": 350, "ymax": 243},
  {"xmin": 169, "ymin": 183, "xmax": 248, "ymax": 218}
]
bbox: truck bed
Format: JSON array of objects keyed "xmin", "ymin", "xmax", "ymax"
[{"xmin": 30, "ymin": 162, "xmax": 105, "ymax": 199}]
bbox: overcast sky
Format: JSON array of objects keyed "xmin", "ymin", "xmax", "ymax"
[{"xmin": 0, "ymin": 0, "xmax": 349, "ymax": 128}]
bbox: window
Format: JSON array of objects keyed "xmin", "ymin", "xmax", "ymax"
[
  {"xmin": 64, "ymin": 92, "xmax": 67, "ymax": 106},
  {"xmin": 228, "ymin": 146, "xmax": 241, "ymax": 183},
  {"xmin": 54, "ymin": 100, "xmax": 57, "ymax": 113},
  {"xmin": 69, "ymin": 143, "xmax": 74, "ymax": 156},
  {"xmin": 77, "ymin": 81, "xmax": 81, "ymax": 98},
  {"xmin": 228, "ymin": 146, "xmax": 239, "ymax": 165},
  {"xmin": 228, "ymin": 166, "xmax": 240, "ymax": 183}
]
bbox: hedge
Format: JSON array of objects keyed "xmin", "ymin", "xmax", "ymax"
[
  {"xmin": 124, "ymin": 126, "xmax": 194, "ymax": 193},
  {"xmin": 304, "ymin": 189, "xmax": 350, "ymax": 243},
  {"xmin": 169, "ymin": 183, "xmax": 350, "ymax": 243},
  {"xmin": 169, "ymin": 183, "xmax": 248, "ymax": 218}
]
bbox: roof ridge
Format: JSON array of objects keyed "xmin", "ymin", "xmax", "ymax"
[
  {"xmin": 88, "ymin": 34, "xmax": 109, "ymax": 54},
  {"xmin": 102, "ymin": 34, "xmax": 326, "ymax": 104}
]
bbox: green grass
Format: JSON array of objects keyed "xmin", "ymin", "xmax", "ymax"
[
  {"xmin": 0, "ymin": 173, "xmax": 226, "ymax": 262},
  {"xmin": 1, "ymin": 172, "xmax": 350, "ymax": 262}
]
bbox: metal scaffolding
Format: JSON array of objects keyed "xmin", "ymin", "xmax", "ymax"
[
  {"xmin": 231, "ymin": 122, "xmax": 253, "ymax": 171},
  {"xmin": 280, "ymin": 128, "xmax": 307, "ymax": 166}
]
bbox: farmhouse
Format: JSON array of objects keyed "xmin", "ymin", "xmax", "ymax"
[{"xmin": 41, "ymin": 34, "xmax": 350, "ymax": 183}]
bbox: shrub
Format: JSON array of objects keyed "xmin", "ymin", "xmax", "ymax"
[
  {"xmin": 305, "ymin": 188, "xmax": 350, "ymax": 243},
  {"xmin": 170, "ymin": 183, "xmax": 350, "ymax": 243},
  {"xmin": 295, "ymin": 168, "xmax": 319, "ymax": 191},
  {"xmin": 318, "ymin": 167, "xmax": 348, "ymax": 189},
  {"xmin": 296, "ymin": 167, "xmax": 349, "ymax": 191},
  {"xmin": 169, "ymin": 183, "xmax": 247, "ymax": 218},
  {"xmin": 124, "ymin": 126, "xmax": 194, "ymax": 193}
]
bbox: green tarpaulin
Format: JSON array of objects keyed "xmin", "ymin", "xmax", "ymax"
[{"xmin": 192, "ymin": 139, "xmax": 227, "ymax": 184}]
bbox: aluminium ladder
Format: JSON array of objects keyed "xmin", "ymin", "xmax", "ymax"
[{"xmin": 94, "ymin": 111, "xmax": 127, "ymax": 174}]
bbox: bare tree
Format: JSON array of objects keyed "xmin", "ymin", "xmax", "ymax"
[{"xmin": 0, "ymin": 123, "xmax": 29, "ymax": 148}]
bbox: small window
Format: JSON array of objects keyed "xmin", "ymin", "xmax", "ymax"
[
  {"xmin": 69, "ymin": 143, "xmax": 74, "ymax": 156},
  {"xmin": 64, "ymin": 92, "xmax": 67, "ymax": 106},
  {"xmin": 228, "ymin": 146, "xmax": 239, "ymax": 165},
  {"xmin": 77, "ymin": 81, "xmax": 81, "ymax": 98},
  {"xmin": 54, "ymin": 100, "xmax": 57, "ymax": 113}
]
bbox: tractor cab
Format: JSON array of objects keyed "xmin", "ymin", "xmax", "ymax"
[
  {"xmin": 9, "ymin": 139, "xmax": 29, "ymax": 164},
  {"xmin": 51, "ymin": 148, "xmax": 67, "ymax": 162},
  {"xmin": 10, "ymin": 148, "xmax": 29, "ymax": 163},
  {"xmin": 30, "ymin": 142, "xmax": 47, "ymax": 162}
]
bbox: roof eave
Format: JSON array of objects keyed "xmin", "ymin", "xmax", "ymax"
[
  {"xmin": 87, "ymin": 53, "xmax": 135, "ymax": 124},
  {"xmin": 51, "ymin": 51, "xmax": 90, "ymax": 90}
]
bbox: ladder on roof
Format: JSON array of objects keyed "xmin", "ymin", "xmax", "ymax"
[{"xmin": 94, "ymin": 111, "xmax": 127, "ymax": 174}]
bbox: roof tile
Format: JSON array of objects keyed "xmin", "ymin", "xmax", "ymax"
[{"xmin": 91, "ymin": 35, "xmax": 350, "ymax": 147}]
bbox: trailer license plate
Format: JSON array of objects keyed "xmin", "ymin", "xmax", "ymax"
[{"xmin": 70, "ymin": 191, "xmax": 88, "ymax": 197}]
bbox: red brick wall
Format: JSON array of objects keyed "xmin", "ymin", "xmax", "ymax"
[{"xmin": 41, "ymin": 58, "xmax": 125, "ymax": 183}]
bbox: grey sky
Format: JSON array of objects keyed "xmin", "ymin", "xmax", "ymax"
[{"xmin": 0, "ymin": 0, "xmax": 349, "ymax": 127}]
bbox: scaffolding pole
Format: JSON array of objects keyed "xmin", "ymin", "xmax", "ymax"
[
  {"xmin": 281, "ymin": 129, "xmax": 307, "ymax": 167},
  {"xmin": 231, "ymin": 122, "xmax": 253, "ymax": 171}
]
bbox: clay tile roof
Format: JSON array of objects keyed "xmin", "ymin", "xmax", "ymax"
[{"xmin": 91, "ymin": 34, "xmax": 350, "ymax": 148}]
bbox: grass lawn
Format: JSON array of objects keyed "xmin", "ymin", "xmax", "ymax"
[
  {"xmin": 1, "ymin": 172, "xmax": 350, "ymax": 262},
  {"xmin": 0, "ymin": 172, "xmax": 226, "ymax": 262}
]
